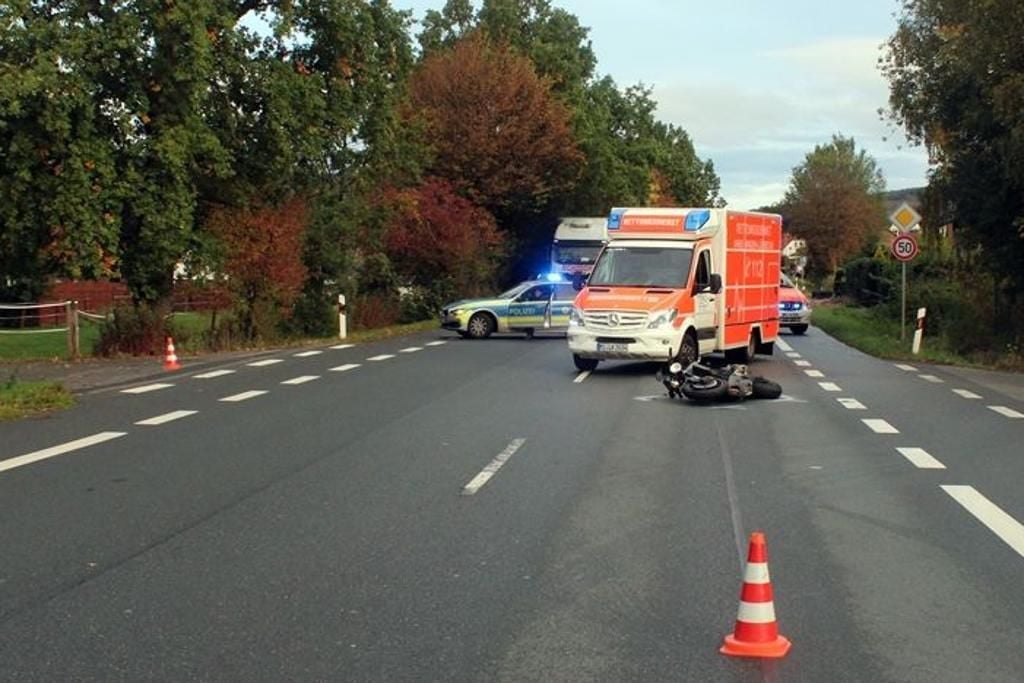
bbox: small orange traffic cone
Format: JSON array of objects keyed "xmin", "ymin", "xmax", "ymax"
[
  {"xmin": 721, "ymin": 531, "xmax": 791, "ymax": 659},
  {"xmin": 163, "ymin": 336, "xmax": 181, "ymax": 371}
]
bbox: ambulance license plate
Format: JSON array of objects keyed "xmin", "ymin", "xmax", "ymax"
[{"xmin": 597, "ymin": 342, "xmax": 629, "ymax": 353}]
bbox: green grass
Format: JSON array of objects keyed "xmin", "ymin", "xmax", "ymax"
[
  {"xmin": 811, "ymin": 303, "xmax": 981, "ymax": 366},
  {"xmin": 0, "ymin": 379, "xmax": 74, "ymax": 420},
  {"xmin": 0, "ymin": 323, "xmax": 101, "ymax": 361}
]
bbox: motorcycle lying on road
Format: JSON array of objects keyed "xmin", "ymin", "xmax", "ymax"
[{"xmin": 657, "ymin": 359, "xmax": 782, "ymax": 403}]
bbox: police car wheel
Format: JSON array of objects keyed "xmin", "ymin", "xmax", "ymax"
[
  {"xmin": 524, "ymin": 328, "xmax": 535, "ymax": 339},
  {"xmin": 467, "ymin": 313, "xmax": 494, "ymax": 339}
]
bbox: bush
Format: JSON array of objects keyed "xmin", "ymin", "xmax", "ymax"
[
  {"xmin": 842, "ymin": 257, "xmax": 896, "ymax": 306},
  {"xmin": 350, "ymin": 293, "xmax": 402, "ymax": 330},
  {"xmin": 97, "ymin": 305, "xmax": 169, "ymax": 356}
]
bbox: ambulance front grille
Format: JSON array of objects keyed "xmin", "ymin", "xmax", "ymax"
[{"xmin": 583, "ymin": 310, "xmax": 648, "ymax": 330}]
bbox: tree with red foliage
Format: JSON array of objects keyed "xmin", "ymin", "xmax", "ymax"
[
  {"xmin": 206, "ymin": 197, "xmax": 308, "ymax": 339},
  {"xmin": 384, "ymin": 177, "xmax": 504, "ymax": 296},
  {"xmin": 407, "ymin": 32, "xmax": 582, "ymax": 231}
]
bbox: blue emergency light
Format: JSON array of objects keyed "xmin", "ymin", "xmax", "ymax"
[
  {"xmin": 607, "ymin": 209, "xmax": 624, "ymax": 230},
  {"xmin": 685, "ymin": 209, "xmax": 711, "ymax": 231}
]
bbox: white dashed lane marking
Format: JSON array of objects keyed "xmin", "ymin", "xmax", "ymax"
[
  {"xmin": 942, "ymin": 486, "xmax": 1024, "ymax": 559},
  {"xmin": 367, "ymin": 354, "xmax": 395, "ymax": 361},
  {"xmin": 837, "ymin": 398, "xmax": 867, "ymax": 410},
  {"xmin": 919, "ymin": 374, "xmax": 944, "ymax": 383},
  {"xmin": 988, "ymin": 406, "xmax": 1024, "ymax": 419},
  {"xmin": 426, "ymin": 341, "xmax": 447, "ymax": 347},
  {"xmin": 0, "ymin": 432, "xmax": 127, "ymax": 474},
  {"xmin": 863, "ymin": 419, "xmax": 899, "ymax": 434},
  {"xmin": 247, "ymin": 359, "xmax": 283, "ymax": 367},
  {"xmin": 193, "ymin": 369, "xmax": 235, "ymax": 379},
  {"xmin": 219, "ymin": 390, "xmax": 267, "ymax": 402},
  {"xmin": 135, "ymin": 410, "xmax": 198, "ymax": 426},
  {"xmin": 786, "ymin": 352, "xmax": 801, "ymax": 358},
  {"xmin": 281, "ymin": 375, "xmax": 319, "ymax": 386},
  {"xmin": 294, "ymin": 350, "xmax": 323, "ymax": 357},
  {"xmin": 330, "ymin": 344, "xmax": 355, "ymax": 350},
  {"xmin": 953, "ymin": 389, "xmax": 982, "ymax": 399},
  {"xmin": 461, "ymin": 438, "xmax": 526, "ymax": 495},
  {"xmin": 895, "ymin": 363, "xmax": 917, "ymax": 372},
  {"xmin": 793, "ymin": 360, "xmax": 811, "ymax": 367},
  {"xmin": 574, "ymin": 371, "xmax": 591, "ymax": 384},
  {"xmin": 330, "ymin": 364, "xmax": 360, "ymax": 372},
  {"xmin": 804, "ymin": 370, "xmax": 825, "ymax": 378},
  {"xmin": 819, "ymin": 382, "xmax": 842, "ymax": 392},
  {"xmin": 399, "ymin": 347, "xmax": 423, "ymax": 353},
  {"xmin": 121, "ymin": 383, "xmax": 174, "ymax": 395},
  {"xmin": 896, "ymin": 447, "xmax": 946, "ymax": 469}
]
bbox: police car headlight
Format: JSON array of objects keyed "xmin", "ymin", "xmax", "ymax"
[
  {"xmin": 569, "ymin": 306, "xmax": 584, "ymax": 327},
  {"xmin": 647, "ymin": 309, "xmax": 677, "ymax": 329}
]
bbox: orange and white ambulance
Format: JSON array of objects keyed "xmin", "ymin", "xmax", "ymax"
[{"xmin": 567, "ymin": 207, "xmax": 782, "ymax": 371}]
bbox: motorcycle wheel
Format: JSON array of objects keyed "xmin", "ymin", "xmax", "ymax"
[
  {"xmin": 751, "ymin": 377, "xmax": 782, "ymax": 399},
  {"xmin": 681, "ymin": 376, "xmax": 729, "ymax": 402}
]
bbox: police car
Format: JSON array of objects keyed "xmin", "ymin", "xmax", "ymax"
[
  {"xmin": 779, "ymin": 273, "xmax": 811, "ymax": 334},
  {"xmin": 440, "ymin": 276, "xmax": 578, "ymax": 339}
]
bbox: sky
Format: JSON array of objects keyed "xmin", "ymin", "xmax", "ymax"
[{"xmin": 391, "ymin": 0, "xmax": 931, "ymax": 210}]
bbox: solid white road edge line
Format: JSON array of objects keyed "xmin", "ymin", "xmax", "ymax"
[
  {"xmin": 121, "ymin": 383, "xmax": 174, "ymax": 394},
  {"xmin": 942, "ymin": 485, "xmax": 1024, "ymax": 559},
  {"xmin": 0, "ymin": 432, "xmax": 127, "ymax": 473},
  {"xmin": 953, "ymin": 389, "xmax": 982, "ymax": 399},
  {"xmin": 461, "ymin": 438, "xmax": 526, "ymax": 495},
  {"xmin": 281, "ymin": 375, "xmax": 319, "ymax": 385},
  {"xmin": 219, "ymin": 390, "xmax": 268, "ymax": 402},
  {"xmin": 574, "ymin": 371, "xmax": 591, "ymax": 384},
  {"xmin": 896, "ymin": 447, "xmax": 946, "ymax": 469},
  {"xmin": 862, "ymin": 418, "xmax": 899, "ymax": 434},
  {"xmin": 988, "ymin": 405, "xmax": 1024, "ymax": 419},
  {"xmin": 135, "ymin": 410, "xmax": 198, "ymax": 426}
]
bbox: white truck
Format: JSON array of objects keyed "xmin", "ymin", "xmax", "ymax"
[{"xmin": 550, "ymin": 217, "xmax": 607, "ymax": 279}]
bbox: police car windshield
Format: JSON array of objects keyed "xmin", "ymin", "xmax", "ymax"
[
  {"xmin": 498, "ymin": 282, "xmax": 532, "ymax": 299},
  {"xmin": 588, "ymin": 247, "xmax": 693, "ymax": 288}
]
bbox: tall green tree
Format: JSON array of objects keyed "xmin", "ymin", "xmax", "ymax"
[
  {"xmin": 883, "ymin": 0, "xmax": 1024, "ymax": 297},
  {"xmin": 783, "ymin": 135, "xmax": 886, "ymax": 280}
]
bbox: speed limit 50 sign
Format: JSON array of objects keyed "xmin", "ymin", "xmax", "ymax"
[{"xmin": 891, "ymin": 233, "xmax": 919, "ymax": 262}]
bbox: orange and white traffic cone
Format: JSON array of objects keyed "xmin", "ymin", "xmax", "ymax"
[
  {"xmin": 163, "ymin": 336, "xmax": 181, "ymax": 371},
  {"xmin": 721, "ymin": 531, "xmax": 791, "ymax": 659}
]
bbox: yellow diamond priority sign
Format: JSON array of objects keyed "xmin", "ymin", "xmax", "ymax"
[{"xmin": 890, "ymin": 202, "xmax": 922, "ymax": 233}]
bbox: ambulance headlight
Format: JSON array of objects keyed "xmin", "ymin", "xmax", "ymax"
[
  {"xmin": 569, "ymin": 306, "xmax": 585, "ymax": 327},
  {"xmin": 647, "ymin": 309, "xmax": 677, "ymax": 329}
]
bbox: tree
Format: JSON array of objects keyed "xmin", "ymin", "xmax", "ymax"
[
  {"xmin": 407, "ymin": 32, "xmax": 582, "ymax": 233},
  {"xmin": 205, "ymin": 197, "xmax": 308, "ymax": 340},
  {"xmin": 383, "ymin": 177, "xmax": 504, "ymax": 296},
  {"xmin": 783, "ymin": 135, "xmax": 886, "ymax": 280},
  {"xmin": 883, "ymin": 0, "xmax": 1024, "ymax": 297}
]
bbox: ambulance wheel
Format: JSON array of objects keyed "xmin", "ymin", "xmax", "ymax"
[
  {"xmin": 677, "ymin": 332, "xmax": 699, "ymax": 367},
  {"xmin": 681, "ymin": 376, "xmax": 728, "ymax": 402},
  {"xmin": 467, "ymin": 312, "xmax": 495, "ymax": 339},
  {"xmin": 726, "ymin": 332, "xmax": 758, "ymax": 364},
  {"xmin": 789, "ymin": 324, "xmax": 808, "ymax": 335},
  {"xmin": 751, "ymin": 377, "xmax": 782, "ymax": 399},
  {"xmin": 573, "ymin": 355, "xmax": 599, "ymax": 372}
]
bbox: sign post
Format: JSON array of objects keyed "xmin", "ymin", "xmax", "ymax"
[
  {"xmin": 889, "ymin": 202, "xmax": 922, "ymax": 343},
  {"xmin": 338, "ymin": 294, "xmax": 348, "ymax": 340}
]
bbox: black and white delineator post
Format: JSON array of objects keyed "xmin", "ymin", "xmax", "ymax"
[
  {"xmin": 338, "ymin": 294, "xmax": 348, "ymax": 340},
  {"xmin": 912, "ymin": 307, "xmax": 926, "ymax": 354}
]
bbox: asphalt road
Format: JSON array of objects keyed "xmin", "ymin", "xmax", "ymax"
[{"xmin": 1, "ymin": 327, "xmax": 1023, "ymax": 681}]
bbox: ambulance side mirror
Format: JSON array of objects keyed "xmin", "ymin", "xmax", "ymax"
[
  {"xmin": 572, "ymin": 273, "xmax": 587, "ymax": 292},
  {"xmin": 709, "ymin": 274, "xmax": 723, "ymax": 294}
]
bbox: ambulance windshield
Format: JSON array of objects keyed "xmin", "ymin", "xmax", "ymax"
[{"xmin": 587, "ymin": 246, "xmax": 693, "ymax": 288}]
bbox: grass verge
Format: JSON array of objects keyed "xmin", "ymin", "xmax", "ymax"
[
  {"xmin": 811, "ymin": 302, "xmax": 1023, "ymax": 370},
  {"xmin": 0, "ymin": 379, "xmax": 75, "ymax": 421}
]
